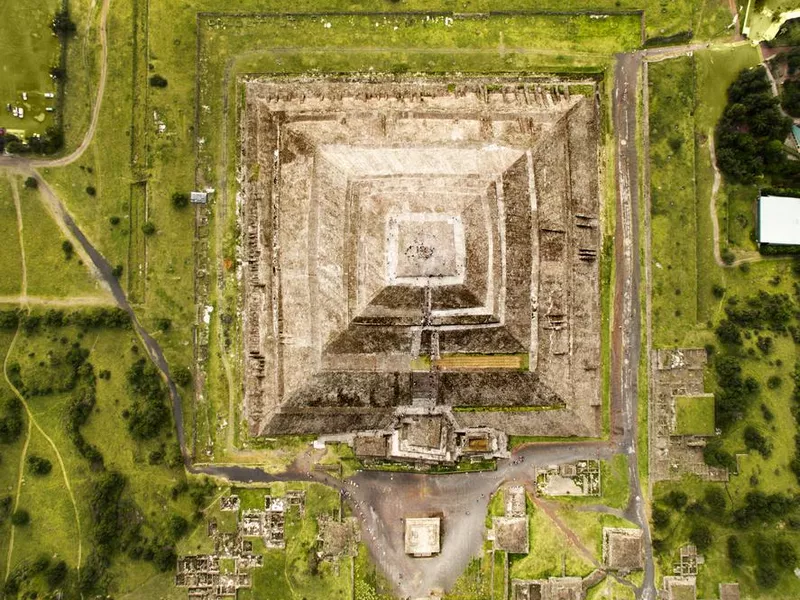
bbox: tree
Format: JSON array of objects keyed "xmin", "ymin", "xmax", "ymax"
[
  {"xmin": 704, "ymin": 487, "xmax": 727, "ymax": 514},
  {"xmin": 149, "ymin": 74, "xmax": 168, "ymax": 88},
  {"xmin": 171, "ymin": 192, "xmax": 189, "ymax": 209},
  {"xmin": 141, "ymin": 221, "xmax": 156, "ymax": 236},
  {"xmin": 11, "ymin": 509, "xmax": 30, "ymax": 526},
  {"xmin": 744, "ymin": 425, "xmax": 772, "ymax": 458},
  {"xmin": 109, "ymin": 215, "xmax": 120, "ymax": 226},
  {"xmin": 51, "ymin": 9, "xmax": 77, "ymax": 37},
  {"xmin": 715, "ymin": 319, "xmax": 741, "ymax": 345},
  {"xmin": 49, "ymin": 65, "xmax": 67, "ymax": 81},
  {"xmin": 27, "ymin": 455, "xmax": 52, "ymax": 476},
  {"xmin": 155, "ymin": 317, "xmax": 171, "ymax": 332},
  {"xmin": 728, "ymin": 535, "xmax": 744, "ymax": 567},
  {"xmin": 689, "ymin": 524, "xmax": 712, "ymax": 551},
  {"xmin": 62, "ymin": 239, "xmax": 74, "ymax": 260},
  {"xmin": 168, "ymin": 515, "xmax": 189, "ymax": 540},
  {"xmin": 755, "ymin": 563, "xmax": 779, "ymax": 589},
  {"xmin": 86, "ymin": 185, "xmax": 96, "ymax": 196},
  {"xmin": 46, "ymin": 560, "xmax": 68, "ymax": 588},
  {"xmin": 24, "ymin": 177, "xmax": 38, "ymax": 189},
  {"xmin": 173, "ymin": 366, "xmax": 192, "ymax": 387},
  {"xmin": 652, "ymin": 506, "xmax": 670, "ymax": 529},
  {"xmin": 112, "ymin": 264, "xmax": 124, "ymax": 278},
  {"xmin": 776, "ymin": 540, "xmax": 797, "ymax": 569},
  {"xmin": 663, "ymin": 490, "xmax": 688, "ymax": 510}
]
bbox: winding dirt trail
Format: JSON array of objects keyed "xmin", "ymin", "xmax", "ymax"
[{"xmin": 2, "ymin": 326, "xmax": 83, "ymax": 576}]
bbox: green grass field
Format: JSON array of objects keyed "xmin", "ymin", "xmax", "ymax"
[
  {"xmin": 0, "ymin": 0, "xmax": 60, "ymax": 137},
  {"xmin": 0, "ymin": 177, "xmax": 23, "ymax": 296},
  {"xmin": 675, "ymin": 394, "xmax": 715, "ymax": 436},
  {"xmin": 17, "ymin": 179, "xmax": 106, "ymax": 298}
]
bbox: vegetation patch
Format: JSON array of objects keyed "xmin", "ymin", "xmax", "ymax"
[{"xmin": 675, "ymin": 395, "xmax": 715, "ymax": 436}]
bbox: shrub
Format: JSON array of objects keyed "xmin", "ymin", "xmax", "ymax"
[
  {"xmin": 10, "ymin": 509, "xmax": 30, "ymax": 526},
  {"xmin": 109, "ymin": 215, "xmax": 120, "ymax": 226},
  {"xmin": 767, "ymin": 375, "xmax": 782, "ymax": 390},
  {"xmin": 155, "ymin": 317, "xmax": 171, "ymax": 332},
  {"xmin": 111, "ymin": 264, "xmax": 124, "ymax": 278},
  {"xmin": 776, "ymin": 540, "xmax": 797, "ymax": 569},
  {"xmin": 703, "ymin": 438, "xmax": 736, "ymax": 470},
  {"xmin": 24, "ymin": 177, "xmax": 38, "ymax": 189},
  {"xmin": 171, "ymin": 192, "xmax": 189, "ymax": 209},
  {"xmin": 51, "ymin": 9, "xmax": 77, "ymax": 37},
  {"xmin": 168, "ymin": 515, "xmax": 189, "ymax": 540},
  {"xmin": 663, "ymin": 490, "xmax": 688, "ymax": 510},
  {"xmin": 173, "ymin": 366, "xmax": 192, "ymax": 387},
  {"xmin": 46, "ymin": 560, "xmax": 68, "ymax": 588},
  {"xmin": 149, "ymin": 74, "xmax": 168, "ymax": 88},
  {"xmin": 141, "ymin": 221, "xmax": 156, "ymax": 236},
  {"xmin": 27, "ymin": 455, "xmax": 52, "ymax": 476},
  {"xmin": 712, "ymin": 284, "xmax": 725, "ymax": 298},
  {"xmin": 86, "ymin": 186, "xmax": 96, "ymax": 196},
  {"xmin": 744, "ymin": 425, "xmax": 772, "ymax": 458},
  {"xmin": 62, "ymin": 239, "xmax": 74, "ymax": 260},
  {"xmin": 689, "ymin": 523, "xmax": 712, "ymax": 551},
  {"xmin": 755, "ymin": 563, "xmax": 779, "ymax": 589},
  {"xmin": 652, "ymin": 506, "xmax": 670, "ymax": 528},
  {"xmin": 704, "ymin": 487, "xmax": 727, "ymax": 514},
  {"xmin": 728, "ymin": 535, "xmax": 744, "ymax": 566},
  {"xmin": 715, "ymin": 319, "xmax": 741, "ymax": 345}
]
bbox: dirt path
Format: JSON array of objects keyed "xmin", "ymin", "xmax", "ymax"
[
  {"xmin": 4, "ymin": 411, "xmax": 30, "ymax": 581},
  {"xmin": 31, "ymin": 0, "xmax": 110, "ymax": 169},
  {"xmin": 0, "ymin": 295, "xmax": 113, "ymax": 307},
  {"xmin": 9, "ymin": 178, "xmax": 26, "ymax": 298},
  {"xmin": 2, "ymin": 325, "xmax": 83, "ymax": 575}
]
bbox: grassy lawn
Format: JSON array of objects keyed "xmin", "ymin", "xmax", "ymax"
[
  {"xmin": 0, "ymin": 177, "xmax": 23, "ymax": 296},
  {"xmin": 0, "ymin": 0, "xmax": 60, "ymax": 137},
  {"xmin": 510, "ymin": 506, "xmax": 596, "ymax": 579},
  {"xmin": 17, "ymin": 178, "xmax": 106, "ymax": 298},
  {"xmin": 674, "ymin": 394, "xmax": 715, "ymax": 436}
]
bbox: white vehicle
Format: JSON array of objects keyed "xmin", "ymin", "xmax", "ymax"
[
  {"xmin": 18, "ymin": 108, "xmax": 24, "ymax": 119},
  {"xmin": 21, "ymin": 92, "xmax": 27, "ymax": 101},
  {"xmin": 44, "ymin": 92, "xmax": 55, "ymax": 99},
  {"xmin": 46, "ymin": 107, "xmax": 54, "ymax": 112},
  {"xmin": 11, "ymin": 107, "xmax": 18, "ymax": 117}
]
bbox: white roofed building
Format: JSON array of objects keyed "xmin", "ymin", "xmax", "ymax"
[{"xmin": 758, "ymin": 194, "xmax": 800, "ymax": 246}]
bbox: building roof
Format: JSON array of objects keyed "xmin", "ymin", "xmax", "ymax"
[
  {"xmin": 353, "ymin": 433, "xmax": 388, "ymax": 458},
  {"xmin": 493, "ymin": 516, "xmax": 529, "ymax": 554},
  {"xmin": 603, "ymin": 527, "xmax": 644, "ymax": 571},
  {"xmin": 404, "ymin": 518, "xmax": 440, "ymax": 557},
  {"xmin": 191, "ymin": 191, "xmax": 208, "ymax": 203},
  {"xmin": 759, "ymin": 195, "xmax": 800, "ymax": 245},
  {"xmin": 512, "ymin": 577, "xmax": 584, "ymax": 600}
]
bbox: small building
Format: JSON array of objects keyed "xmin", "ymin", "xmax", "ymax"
[
  {"xmin": 662, "ymin": 576, "xmax": 696, "ymax": 600},
  {"xmin": 404, "ymin": 517, "xmax": 441, "ymax": 557},
  {"xmin": 757, "ymin": 194, "xmax": 800, "ymax": 247},
  {"xmin": 603, "ymin": 527, "xmax": 644, "ymax": 572},
  {"xmin": 492, "ymin": 517, "xmax": 529, "ymax": 554},
  {"xmin": 512, "ymin": 577, "xmax": 584, "ymax": 600},
  {"xmin": 191, "ymin": 191, "xmax": 209, "ymax": 204}
]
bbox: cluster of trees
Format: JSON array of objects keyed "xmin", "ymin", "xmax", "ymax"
[
  {"xmin": 724, "ymin": 291, "xmax": 795, "ymax": 333},
  {"xmin": 715, "ymin": 67, "xmax": 798, "ymax": 186},
  {"xmin": 26, "ymin": 455, "xmax": 52, "ymax": 476},
  {"xmin": 0, "ymin": 397, "xmax": 24, "ymax": 444},
  {"xmin": 653, "ymin": 486, "xmax": 800, "ymax": 589},
  {"xmin": 2, "ymin": 127, "xmax": 65, "ymax": 155},
  {"xmin": 711, "ymin": 355, "xmax": 760, "ymax": 430},
  {"xmin": 65, "ymin": 356, "xmax": 105, "ymax": 470},
  {"xmin": 790, "ymin": 362, "xmax": 800, "ymax": 483},
  {"xmin": 781, "ymin": 48, "xmax": 800, "ymax": 117},
  {"xmin": 125, "ymin": 358, "xmax": 170, "ymax": 440},
  {"xmin": 3, "ymin": 554, "xmax": 69, "ymax": 597},
  {"xmin": 0, "ymin": 307, "xmax": 131, "ymax": 331}
]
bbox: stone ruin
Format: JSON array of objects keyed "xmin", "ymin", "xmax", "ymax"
[
  {"xmin": 239, "ymin": 76, "xmax": 603, "ymax": 441},
  {"xmin": 536, "ymin": 459, "xmax": 600, "ymax": 496},
  {"xmin": 651, "ymin": 349, "xmax": 728, "ymax": 482}
]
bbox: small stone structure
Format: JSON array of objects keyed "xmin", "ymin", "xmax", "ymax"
[
  {"xmin": 318, "ymin": 515, "xmax": 360, "ymax": 559},
  {"xmin": 405, "ymin": 517, "xmax": 441, "ymax": 557},
  {"xmin": 512, "ymin": 577, "xmax": 584, "ymax": 600},
  {"xmin": 219, "ymin": 495, "xmax": 239, "ymax": 511},
  {"xmin": 602, "ymin": 527, "xmax": 644, "ymax": 572},
  {"xmin": 673, "ymin": 544, "xmax": 702, "ymax": 577},
  {"xmin": 175, "ymin": 553, "xmax": 257, "ymax": 599},
  {"xmin": 651, "ymin": 349, "xmax": 728, "ymax": 482},
  {"xmin": 536, "ymin": 460, "xmax": 600, "ymax": 496},
  {"xmin": 660, "ymin": 576, "xmax": 696, "ymax": 600},
  {"xmin": 348, "ymin": 406, "xmax": 508, "ymax": 466},
  {"xmin": 490, "ymin": 485, "xmax": 529, "ymax": 554},
  {"xmin": 718, "ymin": 583, "xmax": 740, "ymax": 600}
]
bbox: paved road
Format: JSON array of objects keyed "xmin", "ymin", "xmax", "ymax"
[{"xmin": 612, "ymin": 52, "xmax": 655, "ymax": 600}]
